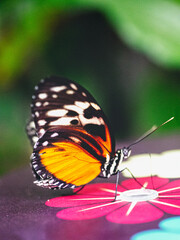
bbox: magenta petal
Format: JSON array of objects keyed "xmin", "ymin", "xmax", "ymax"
[
  {"xmin": 121, "ymin": 177, "xmax": 169, "ymax": 190},
  {"xmin": 46, "ymin": 183, "xmax": 125, "ymax": 208},
  {"xmin": 106, "ymin": 202, "xmax": 163, "ymax": 224},
  {"xmin": 155, "ymin": 179, "xmax": 180, "ymax": 215},
  {"xmin": 158, "ymin": 179, "xmax": 180, "ymax": 193},
  {"xmin": 57, "ymin": 201, "xmax": 125, "ymax": 220},
  {"xmin": 75, "ymin": 183, "xmax": 126, "ymax": 196},
  {"xmin": 45, "ymin": 194, "xmax": 110, "ymax": 208},
  {"xmin": 152, "ymin": 199, "xmax": 180, "ymax": 215},
  {"xmin": 47, "ymin": 180, "xmax": 180, "ymax": 224}
]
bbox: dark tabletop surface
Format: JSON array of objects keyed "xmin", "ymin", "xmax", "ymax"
[{"xmin": 0, "ymin": 135, "xmax": 180, "ymax": 240}]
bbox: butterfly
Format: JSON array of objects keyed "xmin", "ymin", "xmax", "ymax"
[
  {"xmin": 27, "ymin": 76, "xmax": 173, "ymax": 192},
  {"xmin": 26, "ymin": 76, "xmax": 133, "ymax": 191}
]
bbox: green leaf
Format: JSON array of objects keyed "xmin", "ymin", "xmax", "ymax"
[
  {"xmin": 134, "ymin": 73, "xmax": 180, "ymax": 135},
  {"xmin": 75, "ymin": 0, "xmax": 180, "ymax": 68},
  {"xmin": 1, "ymin": 0, "xmax": 180, "ymax": 88}
]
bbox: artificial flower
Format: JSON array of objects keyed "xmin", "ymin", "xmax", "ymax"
[{"xmin": 46, "ymin": 177, "xmax": 180, "ymax": 224}]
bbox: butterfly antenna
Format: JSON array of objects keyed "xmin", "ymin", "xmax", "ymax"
[{"xmin": 127, "ymin": 117, "xmax": 174, "ymax": 149}]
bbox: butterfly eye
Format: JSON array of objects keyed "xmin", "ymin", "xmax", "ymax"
[{"xmin": 122, "ymin": 147, "xmax": 131, "ymax": 159}]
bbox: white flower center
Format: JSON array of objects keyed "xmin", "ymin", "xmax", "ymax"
[{"xmin": 118, "ymin": 189, "xmax": 158, "ymax": 202}]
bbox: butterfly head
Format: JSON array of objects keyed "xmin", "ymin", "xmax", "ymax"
[{"xmin": 122, "ymin": 147, "xmax": 131, "ymax": 159}]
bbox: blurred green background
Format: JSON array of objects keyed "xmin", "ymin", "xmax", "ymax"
[{"xmin": 0, "ymin": 0, "xmax": 180, "ymax": 176}]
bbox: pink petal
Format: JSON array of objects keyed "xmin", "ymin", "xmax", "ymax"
[
  {"xmin": 57, "ymin": 201, "xmax": 126, "ymax": 220},
  {"xmin": 75, "ymin": 182, "xmax": 126, "ymax": 196},
  {"xmin": 106, "ymin": 202, "xmax": 163, "ymax": 224},
  {"xmin": 158, "ymin": 179, "xmax": 180, "ymax": 194},
  {"xmin": 46, "ymin": 183, "xmax": 125, "ymax": 208},
  {"xmin": 46, "ymin": 194, "xmax": 109, "ymax": 208},
  {"xmin": 121, "ymin": 177, "xmax": 169, "ymax": 190},
  {"xmin": 151, "ymin": 199, "xmax": 180, "ymax": 215},
  {"xmin": 154, "ymin": 179, "xmax": 180, "ymax": 215}
]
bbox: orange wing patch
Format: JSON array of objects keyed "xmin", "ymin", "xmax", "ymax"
[
  {"xmin": 39, "ymin": 142, "xmax": 101, "ymax": 186},
  {"xmin": 101, "ymin": 123, "xmax": 113, "ymax": 155},
  {"xmin": 93, "ymin": 123, "xmax": 114, "ymax": 158}
]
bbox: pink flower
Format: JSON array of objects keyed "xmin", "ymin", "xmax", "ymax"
[{"xmin": 46, "ymin": 177, "xmax": 180, "ymax": 224}]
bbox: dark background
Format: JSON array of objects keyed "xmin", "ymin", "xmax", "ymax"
[{"xmin": 0, "ymin": 0, "xmax": 180, "ymax": 176}]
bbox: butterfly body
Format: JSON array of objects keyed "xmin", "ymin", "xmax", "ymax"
[{"xmin": 27, "ymin": 76, "xmax": 131, "ymax": 190}]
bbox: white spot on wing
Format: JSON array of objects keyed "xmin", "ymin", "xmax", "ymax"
[
  {"xmin": 35, "ymin": 111, "xmax": 40, "ymax": 117},
  {"xmin": 51, "ymin": 132, "xmax": 58, "ymax": 138},
  {"xmin": 52, "ymin": 94, "xmax": 58, "ymax": 98},
  {"xmin": 82, "ymin": 92, "xmax": 87, "ymax": 97},
  {"xmin": 29, "ymin": 121, "xmax": 35, "ymax": 129},
  {"xmin": 75, "ymin": 101, "xmax": 90, "ymax": 109},
  {"xmin": 42, "ymin": 141, "xmax": 48, "ymax": 146},
  {"xmin": 38, "ymin": 93, "xmax": 48, "ymax": 99},
  {"xmin": 70, "ymin": 83, "xmax": 78, "ymax": 90},
  {"xmin": 50, "ymin": 86, "xmax": 66, "ymax": 92},
  {"xmin": 35, "ymin": 102, "xmax": 41, "ymax": 107},
  {"xmin": 64, "ymin": 105, "xmax": 83, "ymax": 114},
  {"xmin": 63, "ymin": 103, "xmax": 104, "ymax": 126},
  {"xmin": 43, "ymin": 102, "xmax": 49, "ymax": 106},
  {"xmin": 38, "ymin": 120, "xmax": 46, "ymax": 126},
  {"xmin": 33, "ymin": 143, "xmax": 38, "ymax": 149},
  {"xmin": 69, "ymin": 136, "xmax": 81, "ymax": 143},
  {"xmin": 99, "ymin": 118, "xmax": 105, "ymax": 124},
  {"xmin": 66, "ymin": 90, "xmax": 75, "ymax": 95},
  {"xmin": 32, "ymin": 136, "xmax": 38, "ymax": 143},
  {"xmin": 49, "ymin": 117, "xmax": 78, "ymax": 126},
  {"xmin": 39, "ymin": 128, "xmax": 45, "ymax": 137},
  {"xmin": 79, "ymin": 115, "xmax": 104, "ymax": 126},
  {"xmin": 47, "ymin": 109, "xmax": 68, "ymax": 117},
  {"xmin": 91, "ymin": 102, "xmax": 101, "ymax": 110}
]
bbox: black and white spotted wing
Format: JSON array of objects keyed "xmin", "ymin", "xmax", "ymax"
[
  {"xmin": 30, "ymin": 76, "xmax": 115, "ymax": 153},
  {"xmin": 27, "ymin": 76, "xmax": 116, "ymax": 189},
  {"xmin": 26, "ymin": 118, "xmax": 38, "ymax": 146}
]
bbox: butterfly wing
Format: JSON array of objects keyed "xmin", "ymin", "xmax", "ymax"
[
  {"xmin": 31, "ymin": 127, "xmax": 106, "ymax": 188},
  {"xmin": 26, "ymin": 118, "xmax": 38, "ymax": 146},
  {"xmin": 29, "ymin": 76, "xmax": 115, "ymax": 189}
]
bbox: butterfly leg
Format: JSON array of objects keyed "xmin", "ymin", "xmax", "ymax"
[
  {"xmin": 119, "ymin": 167, "xmax": 144, "ymax": 188},
  {"xmin": 114, "ymin": 170, "xmax": 120, "ymax": 201},
  {"xmin": 113, "ymin": 168, "xmax": 145, "ymax": 201}
]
